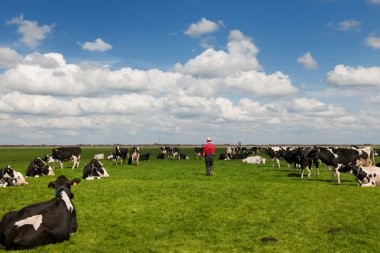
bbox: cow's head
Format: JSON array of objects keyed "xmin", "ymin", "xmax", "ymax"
[
  {"xmin": 2, "ymin": 165, "xmax": 15, "ymax": 179},
  {"xmin": 48, "ymin": 175, "xmax": 80, "ymax": 199}
]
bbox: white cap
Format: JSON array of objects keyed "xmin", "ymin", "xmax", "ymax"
[{"xmin": 207, "ymin": 137, "xmax": 211, "ymax": 142}]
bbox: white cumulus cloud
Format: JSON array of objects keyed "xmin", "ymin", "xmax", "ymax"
[
  {"xmin": 327, "ymin": 64, "xmax": 380, "ymax": 86},
  {"xmin": 0, "ymin": 47, "xmax": 23, "ymax": 69},
  {"xmin": 6, "ymin": 14, "xmax": 54, "ymax": 48},
  {"xmin": 175, "ymin": 30, "xmax": 262, "ymax": 77},
  {"xmin": 82, "ymin": 38, "xmax": 112, "ymax": 52},
  {"xmin": 366, "ymin": 34, "xmax": 380, "ymax": 49},
  {"xmin": 329, "ymin": 19, "xmax": 361, "ymax": 32},
  {"xmin": 297, "ymin": 52, "xmax": 318, "ymax": 70},
  {"xmin": 184, "ymin": 18, "xmax": 223, "ymax": 37}
]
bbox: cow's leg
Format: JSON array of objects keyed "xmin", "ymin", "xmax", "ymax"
[
  {"xmin": 275, "ymin": 158, "xmax": 280, "ymax": 168},
  {"xmin": 71, "ymin": 156, "xmax": 77, "ymax": 169},
  {"xmin": 335, "ymin": 168, "xmax": 341, "ymax": 184},
  {"xmin": 7, "ymin": 227, "xmax": 51, "ymax": 249},
  {"xmin": 314, "ymin": 158, "xmax": 320, "ymax": 176},
  {"xmin": 76, "ymin": 155, "xmax": 80, "ymax": 168}
]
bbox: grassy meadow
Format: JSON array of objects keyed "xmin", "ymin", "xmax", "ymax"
[{"xmin": 1, "ymin": 146, "xmax": 380, "ymax": 252}]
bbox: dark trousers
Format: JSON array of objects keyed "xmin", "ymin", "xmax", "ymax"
[{"xmin": 205, "ymin": 154, "xmax": 214, "ymax": 176}]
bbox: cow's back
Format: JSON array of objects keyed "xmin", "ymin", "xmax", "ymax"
[{"xmin": 0, "ymin": 199, "xmax": 77, "ymax": 249}]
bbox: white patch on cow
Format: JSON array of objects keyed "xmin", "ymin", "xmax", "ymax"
[
  {"xmin": 47, "ymin": 166, "xmax": 55, "ymax": 176},
  {"xmin": 101, "ymin": 167, "xmax": 109, "ymax": 178},
  {"xmin": 15, "ymin": 214, "xmax": 43, "ymax": 230},
  {"xmin": 13, "ymin": 172, "xmax": 28, "ymax": 186},
  {"xmin": 272, "ymin": 147, "xmax": 282, "ymax": 152},
  {"xmin": 94, "ymin": 153, "xmax": 104, "ymax": 160},
  {"xmin": 60, "ymin": 191, "xmax": 74, "ymax": 213}
]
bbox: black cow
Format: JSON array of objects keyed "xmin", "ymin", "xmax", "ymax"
[
  {"xmin": 139, "ymin": 153, "xmax": 150, "ymax": 161},
  {"xmin": 230, "ymin": 153, "xmax": 249, "ymax": 159},
  {"xmin": 0, "ymin": 175, "xmax": 81, "ymax": 249},
  {"xmin": 51, "ymin": 147, "xmax": 81, "ymax": 169},
  {"xmin": 157, "ymin": 152, "xmax": 165, "ymax": 159},
  {"xmin": 282, "ymin": 147, "xmax": 302, "ymax": 170},
  {"xmin": 26, "ymin": 157, "xmax": 55, "ymax": 177},
  {"xmin": 83, "ymin": 159, "xmax": 109, "ymax": 180},
  {"xmin": 194, "ymin": 147, "xmax": 203, "ymax": 160},
  {"xmin": 317, "ymin": 147, "xmax": 361, "ymax": 184}
]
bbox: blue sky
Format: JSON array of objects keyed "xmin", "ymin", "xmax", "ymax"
[{"xmin": 0, "ymin": 0, "xmax": 380, "ymax": 145}]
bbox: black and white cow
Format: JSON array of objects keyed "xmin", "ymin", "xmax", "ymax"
[
  {"xmin": 317, "ymin": 147, "xmax": 362, "ymax": 184},
  {"xmin": 128, "ymin": 146, "xmax": 140, "ymax": 165},
  {"xmin": 194, "ymin": 147, "xmax": 203, "ymax": 160},
  {"xmin": 26, "ymin": 157, "xmax": 55, "ymax": 177},
  {"xmin": 249, "ymin": 146, "xmax": 261, "ymax": 155},
  {"xmin": 340, "ymin": 163, "xmax": 380, "ymax": 187},
  {"xmin": 161, "ymin": 146, "xmax": 172, "ymax": 159},
  {"xmin": 219, "ymin": 153, "xmax": 231, "ymax": 160},
  {"xmin": 110, "ymin": 147, "xmax": 129, "ymax": 165},
  {"xmin": 51, "ymin": 147, "xmax": 81, "ymax": 169},
  {"xmin": 0, "ymin": 166, "xmax": 28, "ymax": 187},
  {"xmin": 0, "ymin": 175, "xmax": 81, "ymax": 249},
  {"xmin": 264, "ymin": 147, "xmax": 284, "ymax": 168},
  {"xmin": 350, "ymin": 146, "xmax": 375, "ymax": 165},
  {"xmin": 82, "ymin": 159, "xmax": 109, "ymax": 180},
  {"xmin": 179, "ymin": 154, "xmax": 190, "ymax": 160},
  {"xmin": 171, "ymin": 147, "xmax": 180, "ymax": 160}
]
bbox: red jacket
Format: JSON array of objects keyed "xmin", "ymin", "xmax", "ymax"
[{"xmin": 203, "ymin": 143, "xmax": 215, "ymax": 155}]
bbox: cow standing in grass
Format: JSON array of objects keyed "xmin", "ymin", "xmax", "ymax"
[{"xmin": 51, "ymin": 147, "xmax": 81, "ymax": 169}]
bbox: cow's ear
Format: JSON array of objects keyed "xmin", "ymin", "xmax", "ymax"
[
  {"xmin": 48, "ymin": 181, "xmax": 55, "ymax": 188},
  {"xmin": 70, "ymin": 178, "xmax": 81, "ymax": 186}
]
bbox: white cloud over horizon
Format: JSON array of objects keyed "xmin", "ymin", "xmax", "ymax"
[{"xmin": 2, "ymin": 15, "xmax": 380, "ymax": 145}]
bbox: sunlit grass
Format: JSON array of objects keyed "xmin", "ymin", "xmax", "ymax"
[{"xmin": 0, "ymin": 146, "xmax": 380, "ymax": 252}]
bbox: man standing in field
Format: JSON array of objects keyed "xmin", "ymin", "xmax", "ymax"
[{"xmin": 203, "ymin": 137, "xmax": 215, "ymax": 176}]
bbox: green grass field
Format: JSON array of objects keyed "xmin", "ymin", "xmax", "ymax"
[{"xmin": 1, "ymin": 146, "xmax": 380, "ymax": 252}]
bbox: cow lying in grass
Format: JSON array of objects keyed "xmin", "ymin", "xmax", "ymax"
[
  {"xmin": 342, "ymin": 164, "xmax": 380, "ymax": 187},
  {"xmin": 82, "ymin": 159, "xmax": 109, "ymax": 180},
  {"xmin": 242, "ymin": 156, "xmax": 266, "ymax": 164},
  {"xmin": 0, "ymin": 166, "xmax": 28, "ymax": 187},
  {"xmin": 0, "ymin": 175, "xmax": 80, "ymax": 249},
  {"xmin": 26, "ymin": 157, "xmax": 54, "ymax": 177}
]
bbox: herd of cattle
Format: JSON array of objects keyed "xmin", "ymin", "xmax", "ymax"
[{"xmin": 0, "ymin": 144, "xmax": 380, "ymax": 249}]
